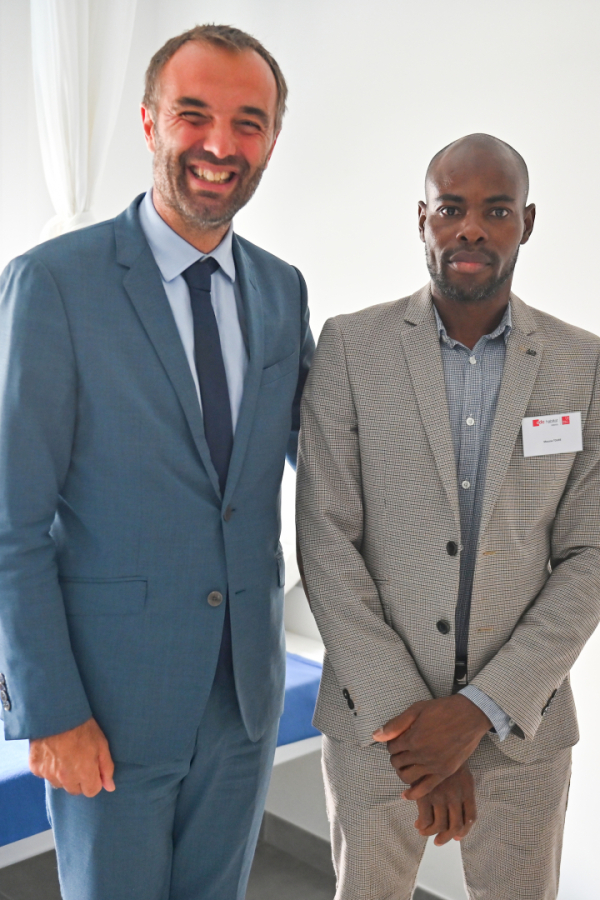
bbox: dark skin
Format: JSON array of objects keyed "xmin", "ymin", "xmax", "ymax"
[{"xmin": 373, "ymin": 135, "xmax": 536, "ymax": 843}]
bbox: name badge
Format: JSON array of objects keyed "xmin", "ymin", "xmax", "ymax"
[{"xmin": 522, "ymin": 412, "xmax": 583, "ymax": 457}]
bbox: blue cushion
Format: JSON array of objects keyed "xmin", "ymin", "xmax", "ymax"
[
  {"xmin": 277, "ymin": 653, "xmax": 322, "ymax": 746},
  {"xmin": 0, "ymin": 719, "xmax": 49, "ymax": 846},
  {"xmin": 0, "ymin": 651, "xmax": 323, "ymax": 846}
]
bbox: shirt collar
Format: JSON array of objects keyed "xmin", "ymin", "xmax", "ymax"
[
  {"xmin": 433, "ymin": 301, "xmax": 512, "ymax": 348},
  {"xmin": 139, "ymin": 189, "xmax": 236, "ymax": 283}
]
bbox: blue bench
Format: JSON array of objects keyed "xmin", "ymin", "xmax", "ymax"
[{"xmin": 0, "ymin": 652, "xmax": 322, "ymax": 848}]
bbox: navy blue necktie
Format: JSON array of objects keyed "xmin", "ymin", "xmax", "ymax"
[{"xmin": 182, "ymin": 257, "xmax": 233, "ymax": 495}]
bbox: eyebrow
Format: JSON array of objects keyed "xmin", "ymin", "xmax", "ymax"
[
  {"xmin": 485, "ymin": 194, "xmax": 516, "ymax": 203},
  {"xmin": 174, "ymin": 98, "xmax": 270, "ymax": 125},
  {"xmin": 175, "ymin": 97, "xmax": 209, "ymax": 109},
  {"xmin": 435, "ymin": 193, "xmax": 516, "ymax": 203}
]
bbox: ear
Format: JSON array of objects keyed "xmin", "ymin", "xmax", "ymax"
[
  {"xmin": 520, "ymin": 203, "xmax": 536, "ymax": 245},
  {"xmin": 141, "ymin": 106, "xmax": 156, "ymax": 153},
  {"xmin": 418, "ymin": 200, "xmax": 427, "ymax": 243}
]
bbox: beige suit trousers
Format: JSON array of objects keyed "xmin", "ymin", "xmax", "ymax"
[{"xmin": 322, "ymin": 735, "xmax": 571, "ymax": 900}]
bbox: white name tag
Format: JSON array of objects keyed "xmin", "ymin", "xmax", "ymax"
[{"xmin": 522, "ymin": 412, "xmax": 583, "ymax": 457}]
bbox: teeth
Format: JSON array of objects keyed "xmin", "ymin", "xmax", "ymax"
[{"xmin": 193, "ymin": 167, "xmax": 232, "ymax": 183}]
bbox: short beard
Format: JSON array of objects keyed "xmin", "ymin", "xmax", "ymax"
[
  {"xmin": 152, "ymin": 130, "xmax": 268, "ymax": 232},
  {"xmin": 426, "ymin": 247, "xmax": 520, "ymax": 304}
]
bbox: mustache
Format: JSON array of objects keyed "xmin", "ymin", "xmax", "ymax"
[{"xmin": 181, "ymin": 148, "xmax": 249, "ymax": 172}]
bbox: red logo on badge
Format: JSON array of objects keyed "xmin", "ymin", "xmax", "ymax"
[
  {"xmin": 533, "ymin": 419, "xmax": 542, "ymax": 426},
  {"xmin": 562, "ymin": 415, "xmax": 570, "ymax": 425}
]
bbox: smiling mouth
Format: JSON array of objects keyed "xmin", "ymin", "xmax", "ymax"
[{"xmin": 190, "ymin": 166, "xmax": 235, "ymax": 184}]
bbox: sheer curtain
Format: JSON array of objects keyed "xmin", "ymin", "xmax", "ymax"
[{"xmin": 30, "ymin": 0, "xmax": 138, "ymax": 240}]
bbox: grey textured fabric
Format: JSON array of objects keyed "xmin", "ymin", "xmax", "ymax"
[
  {"xmin": 296, "ymin": 285, "xmax": 600, "ymax": 764},
  {"xmin": 434, "ymin": 303, "xmax": 511, "ymax": 665},
  {"xmin": 322, "ymin": 734, "xmax": 571, "ymax": 900}
]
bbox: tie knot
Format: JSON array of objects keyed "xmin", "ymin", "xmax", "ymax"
[{"xmin": 182, "ymin": 256, "xmax": 220, "ymax": 293}]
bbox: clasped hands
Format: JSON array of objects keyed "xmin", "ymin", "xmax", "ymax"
[{"xmin": 372, "ymin": 694, "xmax": 491, "ymax": 845}]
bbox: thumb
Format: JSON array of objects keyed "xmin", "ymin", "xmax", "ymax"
[
  {"xmin": 372, "ymin": 709, "xmax": 417, "ymax": 742},
  {"xmin": 98, "ymin": 743, "xmax": 116, "ymax": 792}
]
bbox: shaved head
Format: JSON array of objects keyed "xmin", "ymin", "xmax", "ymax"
[{"xmin": 426, "ymin": 133, "xmax": 529, "ymax": 204}]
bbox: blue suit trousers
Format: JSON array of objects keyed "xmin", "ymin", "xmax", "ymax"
[{"xmin": 46, "ymin": 646, "xmax": 278, "ymax": 900}]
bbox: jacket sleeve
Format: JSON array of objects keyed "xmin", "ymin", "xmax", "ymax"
[
  {"xmin": 0, "ymin": 256, "xmax": 92, "ymax": 739},
  {"xmin": 471, "ymin": 352, "xmax": 600, "ymax": 741},
  {"xmin": 296, "ymin": 317, "xmax": 432, "ymax": 747},
  {"xmin": 286, "ymin": 266, "xmax": 315, "ymax": 468}
]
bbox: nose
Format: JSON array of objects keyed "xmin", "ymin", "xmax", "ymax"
[
  {"xmin": 457, "ymin": 212, "xmax": 488, "ymax": 244},
  {"xmin": 202, "ymin": 118, "xmax": 237, "ymax": 161}
]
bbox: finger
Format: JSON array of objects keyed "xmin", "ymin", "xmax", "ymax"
[
  {"xmin": 386, "ymin": 735, "xmax": 413, "ymax": 755},
  {"xmin": 414, "ymin": 800, "xmax": 434, "ymax": 833},
  {"xmin": 44, "ymin": 774, "xmax": 62, "ymax": 790},
  {"xmin": 98, "ymin": 744, "xmax": 116, "ymax": 793},
  {"xmin": 402, "ymin": 773, "xmax": 445, "ymax": 801},
  {"xmin": 394, "ymin": 762, "xmax": 425, "ymax": 785},
  {"xmin": 373, "ymin": 709, "xmax": 419, "ymax": 742},
  {"xmin": 428, "ymin": 801, "xmax": 448, "ymax": 839},
  {"xmin": 76, "ymin": 760, "xmax": 104, "ymax": 798},
  {"xmin": 61, "ymin": 778, "xmax": 84, "ymax": 796},
  {"xmin": 455, "ymin": 792, "xmax": 477, "ymax": 839},
  {"xmin": 435, "ymin": 800, "xmax": 462, "ymax": 846}
]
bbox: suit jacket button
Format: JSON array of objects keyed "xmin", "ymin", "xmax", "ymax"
[
  {"xmin": 0, "ymin": 673, "xmax": 5, "ymax": 685},
  {"xmin": 223, "ymin": 505, "xmax": 233, "ymax": 522},
  {"xmin": 342, "ymin": 688, "xmax": 355, "ymax": 710},
  {"xmin": 436, "ymin": 619, "xmax": 451, "ymax": 634},
  {"xmin": 207, "ymin": 591, "xmax": 223, "ymax": 607},
  {"xmin": 446, "ymin": 541, "xmax": 458, "ymax": 556}
]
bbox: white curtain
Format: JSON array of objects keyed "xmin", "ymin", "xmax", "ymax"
[{"xmin": 30, "ymin": 0, "xmax": 138, "ymax": 240}]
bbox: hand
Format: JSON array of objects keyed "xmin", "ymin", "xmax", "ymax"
[
  {"xmin": 29, "ymin": 717, "xmax": 115, "ymax": 797},
  {"xmin": 414, "ymin": 764, "xmax": 476, "ymax": 846},
  {"xmin": 372, "ymin": 695, "xmax": 490, "ymax": 800}
]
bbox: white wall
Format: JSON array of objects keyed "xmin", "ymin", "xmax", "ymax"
[{"xmin": 1, "ymin": 1, "xmax": 599, "ymax": 896}]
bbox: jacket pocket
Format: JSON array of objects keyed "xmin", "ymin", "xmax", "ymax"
[
  {"xmin": 261, "ymin": 350, "xmax": 297, "ymax": 385},
  {"xmin": 60, "ymin": 578, "xmax": 147, "ymax": 616}
]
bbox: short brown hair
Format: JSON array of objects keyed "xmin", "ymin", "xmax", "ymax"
[{"xmin": 143, "ymin": 24, "xmax": 288, "ymax": 133}]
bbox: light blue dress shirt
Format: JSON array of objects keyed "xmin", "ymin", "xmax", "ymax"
[
  {"xmin": 138, "ymin": 189, "xmax": 248, "ymax": 432},
  {"xmin": 434, "ymin": 304, "xmax": 514, "ymax": 742}
]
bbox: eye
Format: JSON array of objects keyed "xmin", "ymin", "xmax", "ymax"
[
  {"xmin": 490, "ymin": 208, "xmax": 509, "ymax": 218},
  {"xmin": 236, "ymin": 119, "xmax": 263, "ymax": 134},
  {"xmin": 439, "ymin": 206, "xmax": 459, "ymax": 217},
  {"xmin": 180, "ymin": 111, "xmax": 209, "ymax": 124}
]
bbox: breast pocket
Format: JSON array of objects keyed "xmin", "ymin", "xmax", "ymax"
[{"xmin": 261, "ymin": 351, "xmax": 297, "ymax": 386}]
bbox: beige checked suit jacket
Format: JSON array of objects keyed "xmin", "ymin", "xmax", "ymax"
[{"xmin": 296, "ymin": 286, "xmax": 600, "ymax": 763}]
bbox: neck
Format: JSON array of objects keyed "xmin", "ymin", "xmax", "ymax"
[
  {"xmin": 431, "ymin": 283, "xmax": 511, "ymax": 350},
  {"xmin": 152, "ymin": 190, "xmax": 230, "ymax": 253}
]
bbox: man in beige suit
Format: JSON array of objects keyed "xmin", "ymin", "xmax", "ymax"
[{"xmin": 296, "ymin": 133, "xmax": 600, "ymax": 900}]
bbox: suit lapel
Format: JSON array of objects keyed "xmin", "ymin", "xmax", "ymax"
[
  {"xmin": 478, "ymin": 295, "xmax": 542, "ymax": 538},
  {"xmin": 400, "ymin": 287, "xmax": 460, "ymax": 526},
  {"xmin": 115, "ymin": 200, "xmax": 222, "ymax": 498},
  {"xmin": 222, "ymin": 237, "xmax": 265, "ymax": 505}
]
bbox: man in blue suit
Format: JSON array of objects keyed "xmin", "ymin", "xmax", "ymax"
[{"xmin": 0, "ymin": 24, "xmax": 313, "ymax": 900}]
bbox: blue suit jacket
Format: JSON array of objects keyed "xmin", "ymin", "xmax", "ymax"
[{"xmin": 0, "ymin": 196, "xmax": 314, "ymax": 763}]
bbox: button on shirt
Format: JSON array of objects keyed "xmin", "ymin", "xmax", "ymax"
[
  {"xmin": 434, "ymin": 303, "xmax": 514, "ymax": 740},
  {"xmin": 138, "ymin": 189, "xmax": 248, "ymax": 432}
]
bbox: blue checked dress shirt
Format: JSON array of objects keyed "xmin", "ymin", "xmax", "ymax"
[
  {"xmin": 434, "ymin": 303, "xmax": 514, "ymax": 741},
  {"xmin": 138, "ymin": 189, "xmax": 248, "ymax": 433}
]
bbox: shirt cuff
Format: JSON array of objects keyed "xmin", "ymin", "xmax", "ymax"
[{"xmin": 460, "ymin": 685, "xmax": 514, "ymax": 742}]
